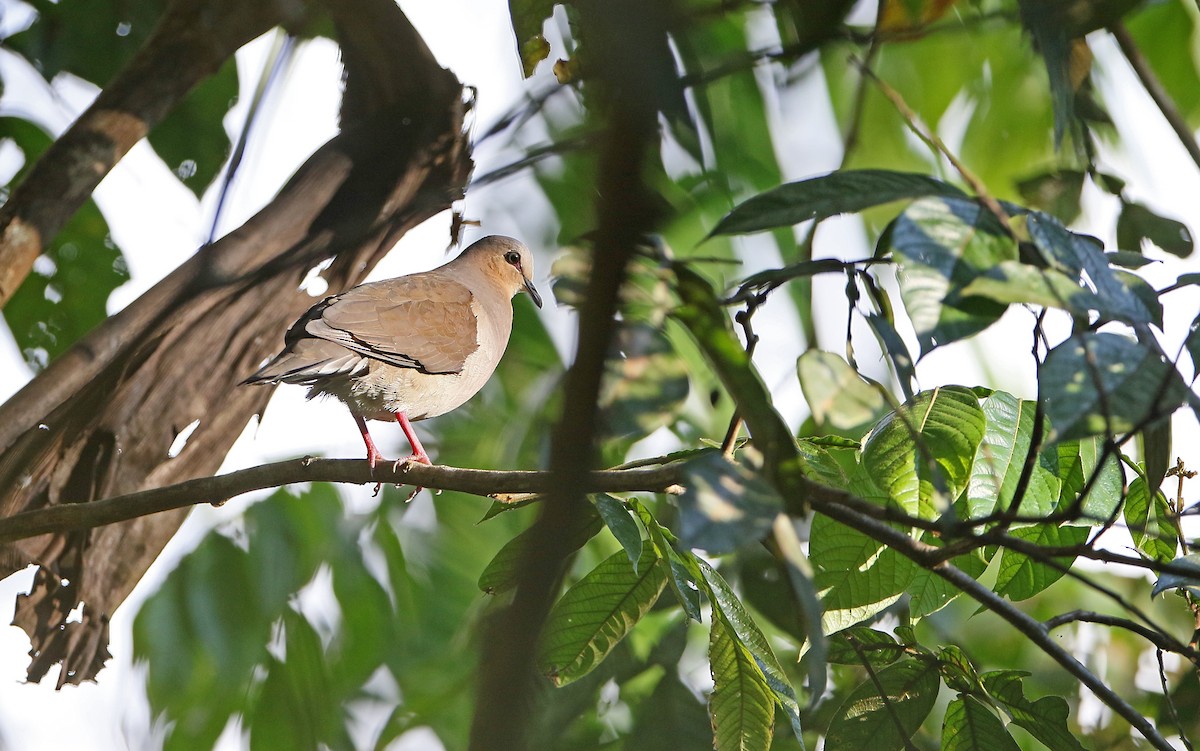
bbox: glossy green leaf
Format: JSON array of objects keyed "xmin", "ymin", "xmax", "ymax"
[
  {"xmin": 698, "ymin": 559, "xmax": 803, "ymax": 740},
  {"xmin": 942, "ymin": 696, "xmax": 1020, "ymax": 751},
  {"xmin": 797, "ymin": 349, "xmax": 886, "ymax": 431},
  {"xmin": 539, "ymin": 547, "xmax": 668, "ymax": 686},
  {"xmin": 825, "ymin": 657, "xmax": 940, "ymax": 751},
  {"xmin": 959, "ymin": 260, "xmax": 1101, "ymax": 316},
  {"xmin": 708, "ymin": 611, "xmax": 775, "ymax": 751},
  {"xmin": 1040, "ymin": 333, "xmax": 1188, "ymax": 441},
  {"xmin": 993, "ymin": 525, "xmax": 1088, "ymax": 601},
  {"xmin": 1140, "ymin": 418, "xmax": 1172, "ymax": 500},
  {"xmin": 889, "ymin": 196, "xmax": 1015, "ymax": 354},
  {"xmin": 862, "ymin": 386, "xmax": 986, "ymax": 517},
  {"xmin": 981, "ymin": 670, "xmax": 1086, "ymax": 751},
  {"xmin": 677, "ymin": 452, "xmax": 783, "ymax": 553},
  {"xmin": 1124, "ymin": 475, "xmax": 1179, "ymax": 564},
  {"xmin": 1117, "ymin": 201, "xmax": 1194, "ymax": 258},
  {"xmin": 594, "ymin": 494, "xmax": 644, "ymax": 571},
  {"xmin": 711, "ymin": 169, "xmax": 965, "ymax": 236},
  {"xmin": 907, "ymin": 535, "xmax": 988, "ymax": 618}
]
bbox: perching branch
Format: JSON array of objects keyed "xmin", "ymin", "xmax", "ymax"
[{"xmin": 0, "ymin": 458, "xmax": 685, "ymax": 546}]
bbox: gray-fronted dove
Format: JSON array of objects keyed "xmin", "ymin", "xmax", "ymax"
[{"xmin": 244, "ymin": 235, "xmax": 542, "ymax": 466}]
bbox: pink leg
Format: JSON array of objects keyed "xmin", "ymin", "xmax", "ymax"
[
  {"xmin": 352, "ymin": 413, "xmax": 384, "ymax": 468},
  {"xmin": 395, "ymin": 411, "xmax": 432, "ymax": 465}
]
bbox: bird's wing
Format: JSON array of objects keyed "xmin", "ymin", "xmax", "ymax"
[{"xmin": 305, "ymin": 273, "xmax": 479, "ymax": 375}]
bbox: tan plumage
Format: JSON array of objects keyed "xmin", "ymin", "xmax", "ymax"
[{"xmin": 244, "ymin": 235, "xmax": 542, "ymax": 465}]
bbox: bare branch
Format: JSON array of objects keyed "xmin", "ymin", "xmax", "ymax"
[
  {"xmin": 1111, "ymin": 22, "xmax": 1200, "ymax": 172},
  {"xmin": 0, "ymin": 459, "xmax": 685, "ymax": 546},
  {"xmin": 1044, "ymin": 610, "xmax": 1200, "ymax": 663}
]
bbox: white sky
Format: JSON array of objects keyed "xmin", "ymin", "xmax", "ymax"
[{"xmin": 0, "ymin": 2, "xmax": 1199, "ymax": 749}]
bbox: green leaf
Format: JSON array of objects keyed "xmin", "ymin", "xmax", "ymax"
[
  {"xmin": 248, "ymin": 611, "xmax": 348, "ymax": 751},
  {"xmin": 1026, "ymin": 212, "xmax": 1154, "ymax": 325},
  {"xmin": 626, "ymin": 671, "xmax": 716, "ymax": 750},
  {"xmin": 981, "ymin": 670, "xmax": 1086, "ymax": 751},
  {"xmin": 7, "ymin": 0, "xmax": 162, "ymax": 85},
  {"xmin": 772, "ymin": 515, "xmax": 827, "ymax": 705},
  {"xmin": 825, "ymin": 657, "xmax": 941, "ymax": 751},
  {"xmin": 959, "ymin": 261, "xmax": 1101, "ymax": 317},
  {"xmin": 710, "ymin": 169, "xmax": 966, "ymax": 236},
  {"xmin": 1016, "ymin": 169, "xmax": 1085, "ymax": 224},
  {"xmin": 507, "ymin": 0, "xmax": 556, "ymax": 76},
  {"xmin": 3, "ymin": 200, "xmax": 128, "ymax": 370},
  {"xmin": 889, "ymin": 196, "xmax": 1016, "ymax": 354},
  {"xmin": 964, "ymin": 392, "xmax": 1058, "ymax": 519},
  {"xmin": 1124, "ymin": 475, "xmax": 1180, "ymax": 564},
  {"xmin": 942, "ymin": 696, "xmax": 1021, "ymax": 751},
  {"xmin": 907, "ymin": 535, "xmax": 988, "ymax": 618},
  {"xmin": 993, "ymin": 525, "xmax": 1088, "ymax": 601},
  {"xmin": 633, "ymin": 499, "xmax": 703, "ymax": 621},
  {"xmin": 1151, "ymin": 553, "xmax": 1200, "ymax": 598},
  {"xmin": 937, "ymin": 645, "xmax": 983, "ymax": 695},
  {"xmin": 539, "ymin": 548, "xmax": 668, "ymax": 686},
  {"xmin": 478, "ymin": 508, "xmax": 603, "ymax": 594},
  {"xmin": 699, "ymin": 559, "xmax": 804, "ymax": 740},
  {"xmin": 797, "ymin": 350, "xmax": 886, "ymax": 431},
  {"xmin": 1040, "ymin": 333, "xmax": 1188, "ymax": 442},
  {"xmin": 594, "ymin": 494, "xmax": 644, "ymax": 571},
  {"xmin": 1117, "ymin": 201, "xmax": 1194, "ymax": 258},
  {"xmin": 1140, "ymin": 418, "xmax": 1172, "ymax": 500},
  {"xmin": 826, "ymin": 628, "xmax": 905, "ymax": 668},
  {"xmin": 677, "ymin": 452, "xmax": 783, "ymax": 553},
  {"xmin": 708, "ymin": 611, "xmax": 775, "ymax": 751},
  {"xmin": 811, "ymin": 503, "xmax": 916, "ymax": 633},
  {"xmin": 599, "ymin": 322, "xmax": 690, "ymax": 445},
  {"xmin": 862, "ymin": 386, "xmax": 986, "ymax": 517}
]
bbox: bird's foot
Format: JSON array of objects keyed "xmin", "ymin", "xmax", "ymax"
[{"xmin": 392, "ymin": 453, "xmax": 431, "ymax": 501}]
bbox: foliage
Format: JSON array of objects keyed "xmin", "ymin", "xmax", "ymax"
[{"xmin": 6, "ymin": 0, "xmax": 1200, "ymax": 750}]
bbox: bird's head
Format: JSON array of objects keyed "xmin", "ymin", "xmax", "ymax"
[{"xmin": 468, "ymin": 235, "xmax": 543, "ymax": 308}]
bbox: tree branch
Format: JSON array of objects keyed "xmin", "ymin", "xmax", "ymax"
[
  {"xmin": 0, "ymin": 459, "xmax": 685, "ymax": 546},
  {"xmin": 1110, "ymin": 22, "xmax": 1200, "ymax": 172},
  {"xmin": 0, "ymin": 0, "xmax": 297, "ymax": 308}
]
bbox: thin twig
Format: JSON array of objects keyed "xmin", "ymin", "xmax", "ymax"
[
  {"xmin": 1111, "ymin": 22, "xmax": 1200, "ymax": 172},
  {"xmin": 852, "ymin": 58, "xmax": 1012, "ymax": 233},
  {"xmin": 1044, "ymin": 611, "xmax": 1199, "ymax": 663},
  {"xmin": 721, "ymin": 296, "xmax": 764, "ymax": 457},
  {"xmin": 0, "ymin": 459, "xmax": 685, "ymax": 545}
]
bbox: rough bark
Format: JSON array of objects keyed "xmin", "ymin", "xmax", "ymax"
[
  {"xmin": 0, "ymin": 0, "xmax": 304, "ymax": 309},
  {"xmin": 0, "ymin": 0, "xmax": 471, "ymax": 686}
]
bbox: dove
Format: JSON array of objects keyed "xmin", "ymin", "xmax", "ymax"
[{"xmin": 244, "ymin": 235, "xmax": 542, "ymax": 467}]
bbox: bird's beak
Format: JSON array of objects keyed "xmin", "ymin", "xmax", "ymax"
[{"xmin": 524, "ymin": 276, "xmax": 543, "ymax": 308}]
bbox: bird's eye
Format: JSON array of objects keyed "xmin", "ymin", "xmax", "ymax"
[{"xmin": 504, "ymin": 251, "xmax": 521, "ymax": 266}]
